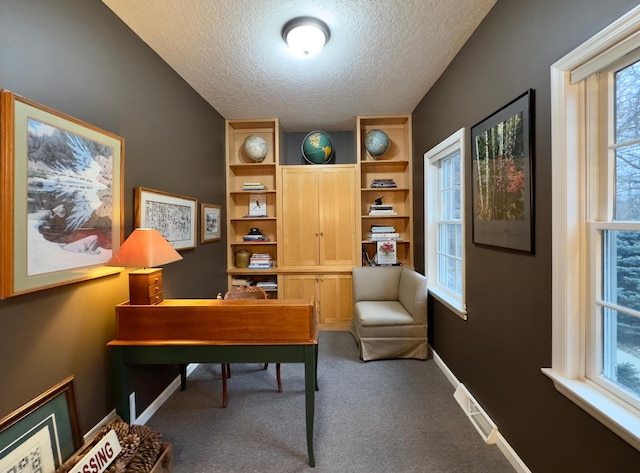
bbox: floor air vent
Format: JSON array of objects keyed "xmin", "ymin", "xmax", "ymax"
[{"xmin": 453, "ymin": 384, "xmax": 498, "ymax": 444}]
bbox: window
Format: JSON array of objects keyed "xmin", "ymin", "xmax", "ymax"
[
  {"xmin": 544, "ymin": 4, "xmax": 640, "ymax": 451},
  {"xmin": 424, "ymin": 128, "xmax": 466, "ymax": 318}
]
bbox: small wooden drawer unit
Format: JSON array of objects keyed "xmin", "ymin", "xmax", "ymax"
[{"xmin": 129, "ymin": 268, "xmax": 163, "ymax": 305}]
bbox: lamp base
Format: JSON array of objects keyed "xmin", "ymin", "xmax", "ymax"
[{"xmin": 129, "ymin": 268, "xmax": 163, "ymax": 305}]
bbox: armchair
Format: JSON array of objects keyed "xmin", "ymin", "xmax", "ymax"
[{"xmin": 350, "ymin": 266, "xmax": 428, "ymax": 361}]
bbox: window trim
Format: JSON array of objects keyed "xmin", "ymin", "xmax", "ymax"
[
  {"xmin": 543, "ymin": 3, "xmax": 640, "ymax": 451},
  {"xmin": 424, "ymin": 128, "xmax": 467, "ymax": 319}
]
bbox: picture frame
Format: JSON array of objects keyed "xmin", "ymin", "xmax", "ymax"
[
  {"xmin": 0, "ymin": 90, "xmax": 124, "ymax": 300},
  {"xmin": 201, "ymin": 203, "xmax": 221, "ymax": 244},
  {"xmin": 471, "ymin": 89, "xmax": 534, "ymax": 253},
  {"xmin": 135, "ymin": 186, "xmax": 197, "ymax": 250},
  {"xmin": 0, "ymin": 376, "xmax": 83, "ymax": 473}
]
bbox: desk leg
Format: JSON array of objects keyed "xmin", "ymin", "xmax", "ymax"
[
  {"xmin": 304, "ymin": 344, "xmax": 316, "ymax": 467},
  {"xmin": 179, "ymin": 364, "xmax": 187, "ymax": 391},
  {"xmin": 111, "ymin": 347, "xmax": 132, "ymax": 424}
]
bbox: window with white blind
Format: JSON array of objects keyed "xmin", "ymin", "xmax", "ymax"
[{"xmin": 424, "ymin": 128, "xmax": 466, "ymax": 319}]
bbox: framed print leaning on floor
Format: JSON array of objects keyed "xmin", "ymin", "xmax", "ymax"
[
  {"xmin": 0, "ymin": 376, "xmax": 82, "ymax": 472},
  {"xmin": 471, "ymin": 89, "xmax": 534, "ymax": 253},
  {"xmin": 0, "ymin": 90, "xmax": 124, "ymax": 300}
]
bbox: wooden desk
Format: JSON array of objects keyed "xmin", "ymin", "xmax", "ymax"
[{"xmin": 108, "ymin": 299, "xmax": 319, "ymax": 467}]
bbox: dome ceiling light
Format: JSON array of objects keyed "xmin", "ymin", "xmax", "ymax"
[{"xmin": 282, "ymin": 16, "xmax": 330, "ymax": 59}]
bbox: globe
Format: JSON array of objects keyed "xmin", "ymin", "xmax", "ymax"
[
  {"xmin": 301, "ymin": 131, "xmax": 334, "ymax": 164},
  {"xmin": 364, "ymin": 129, "xmax": 390, "ymax": 159},
  {"xmin": 243, "ymin": 134, "xmax": 268, "ymax": 162}
]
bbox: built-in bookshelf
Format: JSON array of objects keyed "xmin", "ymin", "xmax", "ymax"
[
  {"xmin": 225, "ymin": 118, "xmax": 281, "ymax": 296},
  {"xmin": 357, "ymin": 115, "xmax": 414, "ymax": 267}
]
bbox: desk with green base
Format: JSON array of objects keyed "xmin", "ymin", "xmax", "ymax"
[{"xmin": 108, "ymin": 299, "xmax": 319, "ymax": 467}]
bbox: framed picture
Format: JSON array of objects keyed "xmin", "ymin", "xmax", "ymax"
[
  {"xmin": 0, "ymin": 376, "xmax": 83, "ymax": 473},
  {"xmin": 471, "ymin": 89, "xmax": 534, "ymax": 253},
  {"xmin": 248, "ymin": 193, "xmax": 267, "ymax": 217},
  {"xmin": 201, "ymin": 203, "xmax": 221, "ymax": 243},
  {"xmin": 0, "ymin": 90, "xmax": 124, "ymax": 300},
  {"xmin": 135, "ymin": 187, "xmax": 197, "ymax": 250}
]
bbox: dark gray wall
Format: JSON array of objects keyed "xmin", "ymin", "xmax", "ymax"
[
  {"xmin": 412, "ymin": 0, "xmax": 640, "ymax": 471},
  {"xmin": 0, "ymin": 0, "xmax": 226, "ymax": 433}
]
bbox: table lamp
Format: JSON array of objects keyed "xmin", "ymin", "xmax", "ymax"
[{"xmin": 107, "ymin": 228, "xmax": 183, "ymax": 305}]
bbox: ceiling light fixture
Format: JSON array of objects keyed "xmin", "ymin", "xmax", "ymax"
[{"xmin": 282, "ymin": 16, "xmax": 330, "ymax": 59}]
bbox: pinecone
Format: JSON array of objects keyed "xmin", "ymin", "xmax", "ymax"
[{"xmin": 124, "ymin": 425, "xmax": 162, "ymax": 473}]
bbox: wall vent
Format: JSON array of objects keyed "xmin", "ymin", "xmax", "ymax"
[{"xmin": 453, "ymin": 384, "xmax": 498, "ymax": 444}]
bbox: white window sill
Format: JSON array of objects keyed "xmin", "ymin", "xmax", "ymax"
[
  {"xmin": 542, "ymin": 368, "xmax": 640, "ymax": 451},
  {"xmin": 427, "ymin": 286, "xmax": 467, "ymax": 320}
]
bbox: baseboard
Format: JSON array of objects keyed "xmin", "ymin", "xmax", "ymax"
[{"xmin": 431, "ymin": 348, "xmax": 531, "ymax": 473}]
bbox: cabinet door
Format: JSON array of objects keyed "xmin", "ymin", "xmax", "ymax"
[
  {"xmin": 281, "ymin": 168, "xmax": 320, "ymax": 267},
  {"xmin": 281, "ymin": 274, "xmax": 318, "ymax": 311},
  {"xmin": 318, "ymin": 274, "xmax": 353, "ymax": 326},
  {"xmin": 318, "ymin": 167, "xmax": 357, "ymax": 266}
]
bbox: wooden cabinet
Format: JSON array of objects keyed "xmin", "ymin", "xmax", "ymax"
[
  {"xmin": 129, "ymin": 268, "xmax": 163, "ymax": 305},
  {"xmin": 357, "ymin": 115, "xmax": 414, "ymax": 267},
  {"xmin": 280, "ymin": 165, "xmax": 358, "ymax": 268},
  {"xmin": 281, "ymin": 273, "xmax": 353, "ymax": 329},
  {"xmin": 278, "ymin": 164, "xmax": 358, "ymax": 329},
  {"xmin": 225, "ymin": 119, "xmax": 281, "ymax": 295}
]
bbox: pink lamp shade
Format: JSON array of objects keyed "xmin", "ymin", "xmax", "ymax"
[{"xmin": 107, "ymin": 228, "xmax": 182, "ymax": 268}]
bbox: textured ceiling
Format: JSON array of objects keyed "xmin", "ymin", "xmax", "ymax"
[{"xmin": 102, "ymin": 0, "xmax": 496, "ymax": 132}]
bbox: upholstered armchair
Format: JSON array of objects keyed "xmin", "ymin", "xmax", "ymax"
[{"xmin": 350, "ymin": 266, "xmax": 428, "ymax": 361}]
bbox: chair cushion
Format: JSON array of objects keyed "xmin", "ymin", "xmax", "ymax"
[{"xmin": 354, "ymin": 300, "xmax": 415, "ymax": 326}]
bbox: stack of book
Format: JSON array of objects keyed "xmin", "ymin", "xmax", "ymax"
[
  {"xmin": 243, "ymin": 182, "xmax": 267, "ymax": 191},
  {"xmin": 369, "ymin": 203, "xmax": 397, "ymax": 215},
  {"xmin": 248, "ymin": 253, "xmax": 274, "ymax": 269},
  {"xmin": 370, "ymin": 178, "xmax": 397, "ymax": 188},
  {"xmin": 231, "ymin": 277, "xmax": 252, "ymax": 287},
  {"xmin": 242, "ymin": 233, "xmax": 270, "ymax": 241},
  {"xmin": 369, "ymin": 224, "xmax": 400, "ymax": 241},
  {"xmin": 256, "ymin": 281, "xmax": 278, "ymax": 293}
]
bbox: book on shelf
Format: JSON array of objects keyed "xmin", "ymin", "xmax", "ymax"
[
  {"xmin": 370, "ymin": 225, "xmax": 396, "ymax": 232},
  {"xmin": 370, "ymin": 178, "xmax": 397, "ymax": 188},
  {"xmin": 231, "ymin": 277, "xmax": 252, "ymax": 287},
  {"xmin": 367, "ymin": 232, "xmax": 400, "ymax": 240},
  {"xmin": 248, "ymin": 253, "xmax": 274, "ymax": 269},
  {"xmin": 242, "ymin": 235, "xmax": 270, "ymax": 241},
  {"xmin": 369, "ymin": 204, "xmax": 394, "ymax": 210},
  {"xmin": 242, "ymin": 182, "xmax": 267, "ymax": 191},
  {"xmin": 256, "ymin": 281, "xmax": 278, "ymax": 291},
  {"xmin": 368, "ymin": 209, "xmax": 397, "ymax": 215}
]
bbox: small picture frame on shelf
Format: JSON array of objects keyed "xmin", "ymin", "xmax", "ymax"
[
  {"xmin": 248, "ymin": 194, "xmax": 267, "ymax": 217},
  {"xmin": 376, "ymin": 240, "xmax": 397, "ymax": 265}
]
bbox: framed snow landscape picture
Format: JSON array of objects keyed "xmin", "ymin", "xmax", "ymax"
[{"xmin": 0, "ymin": 90, "xmax": 124, "ymax": 299}]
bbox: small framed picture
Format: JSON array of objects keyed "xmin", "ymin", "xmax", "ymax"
[
  {"xmin": 376, "ymin": 240, "xmax": 397, "ymax": 265},
  {"xmin": 248, "ymin": 194, "xmax": 267, "ymax": 217},
  {"xmin": 201, "ymin": 203, "xmax": 221, "ymax": 244}
]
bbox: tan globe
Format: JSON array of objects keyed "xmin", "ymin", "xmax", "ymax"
[{"xmin": 243, "ymin": 134, "xmax": 268, "ymax": 162}]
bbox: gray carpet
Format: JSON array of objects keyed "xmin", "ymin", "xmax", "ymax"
[{"xmin": 146, "ymin": 331, "xmax": 514, "ymax": 472}]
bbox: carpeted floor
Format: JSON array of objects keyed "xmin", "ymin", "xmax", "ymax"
[{"xmin": 145, "ymin": 331, "xmax": 514, "ymax": 472}]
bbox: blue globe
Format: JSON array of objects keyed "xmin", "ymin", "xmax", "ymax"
[
  {"xmin": 301, "ymin": 131, "xmax": 334, "ymax": 164},
  {"xmin": 365, "ymin": 129, "xmax": 390, "ymax": 159}
]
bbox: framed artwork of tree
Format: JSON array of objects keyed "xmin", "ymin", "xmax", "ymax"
[{"xmin": 471, "ymin": 89, "xmax": 535, "ymax": 253}]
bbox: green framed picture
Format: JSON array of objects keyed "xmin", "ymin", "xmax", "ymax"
[{"xmin": 0, "ymin": 376, "xmax": 82, "ymax": 472}]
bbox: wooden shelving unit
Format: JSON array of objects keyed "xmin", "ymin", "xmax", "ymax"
[
  {"xmin": 225, "ymin": 118, "xmax": 281, "ymax": 297},
  {"xmin": 356, "ymin": 115, "xmax": 414, "ymax": 267}
]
